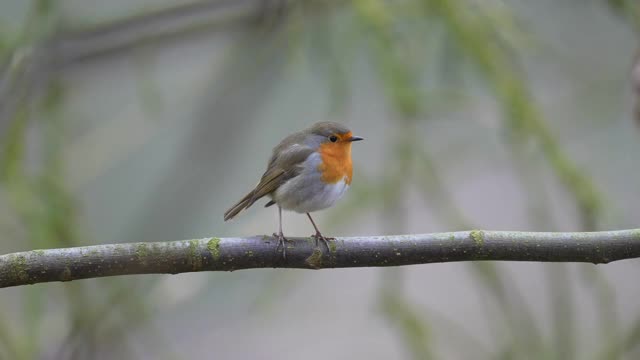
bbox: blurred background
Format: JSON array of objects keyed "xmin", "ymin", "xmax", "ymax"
[{"xmin": 1, "ymin": 0, "xmax": 639, "ymax": 359}]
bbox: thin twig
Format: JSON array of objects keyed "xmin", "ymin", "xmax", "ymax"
[{"xmin": 0, "ymin": 229, "xmax": 639, "ymax": 288}]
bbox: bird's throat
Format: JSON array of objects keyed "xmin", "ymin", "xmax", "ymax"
[{"xmin": 318, "ymin": 142, "xmax": 353, "ymax": 185}]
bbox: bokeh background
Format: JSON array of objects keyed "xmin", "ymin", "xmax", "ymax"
[{"xmin": 1, "ymin": 0, "xmax": 639, "ymax": 359}]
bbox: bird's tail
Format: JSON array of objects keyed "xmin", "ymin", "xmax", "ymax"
[{"xmin": 223, "ymin": 190, "xmax": 258, "ymax": 221}]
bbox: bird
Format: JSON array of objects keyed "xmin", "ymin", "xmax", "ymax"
[{"xmin": 224, "ymin": 121, "xmax": 363, "ymax": 258}]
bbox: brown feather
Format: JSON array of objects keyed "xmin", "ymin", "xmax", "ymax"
[{"xmin": 223, "ymin": 191, "xmax": 254, "ymax": 221}]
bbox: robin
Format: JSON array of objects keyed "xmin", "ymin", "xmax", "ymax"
[{"xmin": 224, "ymin": 121, "xmax": 363, "ymax": 258}]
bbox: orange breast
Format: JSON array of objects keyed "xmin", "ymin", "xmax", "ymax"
[{"xmin": 318, "ymin": 140, "xmax": 353, "ymax": 185}]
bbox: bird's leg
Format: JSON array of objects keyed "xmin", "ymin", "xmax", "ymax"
[
  {"xmin": 306, "ymin": 213, "xmax": 333, "ymax": 253},
  {"xmin": 273, "ymin": 206, "xmax": 289, "ymax": 260}
]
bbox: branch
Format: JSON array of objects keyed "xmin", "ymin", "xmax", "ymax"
[{"xmin": 1, "ymin": 229, "xmax": 639, "ymax": 288}]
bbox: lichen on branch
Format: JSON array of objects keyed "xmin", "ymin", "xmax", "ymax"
[{"xmin": 0, "ymin": 229, "xmax": 639, "ymax": 288}]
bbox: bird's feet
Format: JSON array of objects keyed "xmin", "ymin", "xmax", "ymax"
[
  {"xmin": 273, "ymin": 232, "xmax": 290, "ymax": 260},
  {"xmin": 311, "ymin": 232, "xmax": 334, "ymax": 253}
]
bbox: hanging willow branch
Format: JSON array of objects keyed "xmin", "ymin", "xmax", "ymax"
[{"xmin": 0, "ymin": 229, "xmax": 639, "ymax": 288}]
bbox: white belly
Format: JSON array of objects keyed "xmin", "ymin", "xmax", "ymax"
[{"xmin": 273, "ymin": 176, "xmax": 349, "ymax": 214}]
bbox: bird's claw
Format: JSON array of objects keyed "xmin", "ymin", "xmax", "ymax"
[
  {"xmin": 274, "ymin": 232, "xmax": 290, "ymax": 260},
  {"xmin": 311, "ymin": 232, "xmax": 334, "ymax": 253}
]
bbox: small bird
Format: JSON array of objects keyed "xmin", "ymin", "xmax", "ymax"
[{"xmin": 224, "ymin": 121, "xmax": 363, "ymax": 258}]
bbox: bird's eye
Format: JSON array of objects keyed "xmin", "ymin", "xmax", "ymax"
[{"xmin": 329, "ymin": 135, "xmax": 338, "ymax": 143}]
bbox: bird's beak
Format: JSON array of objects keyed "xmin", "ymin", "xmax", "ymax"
[{"xmin": 348, "ymin": 136, "xmax": 364, "ymax": 142}]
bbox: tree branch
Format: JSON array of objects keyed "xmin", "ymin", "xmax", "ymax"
[{"xmin": 1, "ymin": 229, "xmax": 639, "ymax": 288}]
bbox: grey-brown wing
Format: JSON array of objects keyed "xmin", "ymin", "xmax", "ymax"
[
  {"xmin": 251, "ymin": 144, "xmax": 314, "ymax": 202},
  {"xmin": 224, "ymin": 143, "xmax": 313, "ymax": 221}
]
